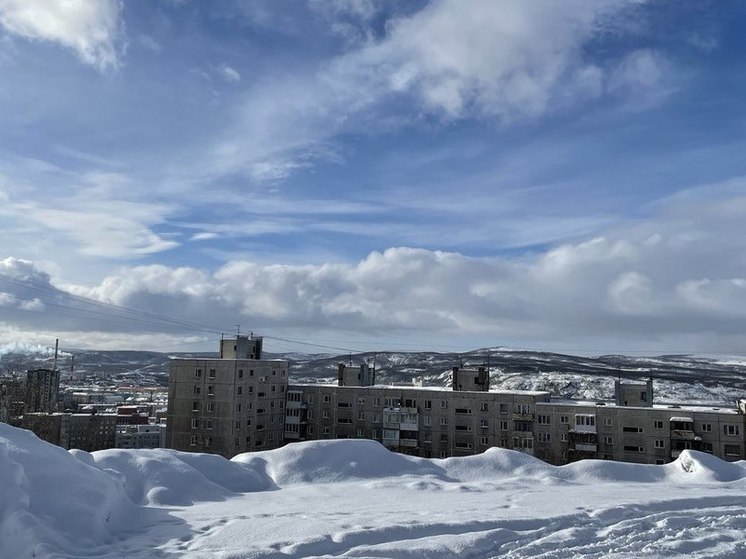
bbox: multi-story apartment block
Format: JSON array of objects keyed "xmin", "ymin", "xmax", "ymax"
[
  {"xmin": 14, "ymin": 411, "xmax": 118, "ymax": 451},
  {"xmin": 115, "ymin": 424, "xmax": 166, "ymax": 449},
  {"xmin": 25, "ymin": 368, "xmax": 60, "ymax": 413},
  {"xmin": 166, "ymin": 338, "xmax": 746, "ymax": 466},
  {"xmin": 166, "ymin": 335, "xmax": 289, "ymax": 458}
]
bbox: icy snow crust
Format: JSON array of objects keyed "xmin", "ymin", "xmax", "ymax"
[{"xmin": 2, "ymin": 424, "xmax": 746, "ymax": 558}]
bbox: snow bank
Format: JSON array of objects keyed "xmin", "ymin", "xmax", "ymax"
[
  {"xmin": 78, "ymin": 448, "xmax": 276, "ymax": 506},
  {"xmin": 2, "ymin": 422, "xmax": 746, "ymax": 558},
  {"xmin": 234, "ymin": 439, "xmax": 446, "ymax": 485},
  {"xmin": 0, "ymin": 423, "xmax": 136, "ymax": 558}
]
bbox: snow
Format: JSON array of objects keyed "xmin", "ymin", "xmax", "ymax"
[{"xmin": 2, "ymin": 423, "xmax": 746, "ymax": 558}]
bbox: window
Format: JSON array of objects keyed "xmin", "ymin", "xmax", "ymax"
[
  {"xmin": 193, "ymin": 386, "xmax": 201, "ymax": 395},
  {"xmin": 701, "ymin": 442, "xmax": 713, "ymax": 453},
  {"xmin": 441, "ymin": 401, "xmax": 448, "ymax": 409},
  {"xmin": 207, "ymin": 402, "xmax": 215, "ymax": 413},
  {"xmin": 208, "ymin": 369, "xmax": 216, "ymax": 379},
  {"xmin": 192, "ymin": 401, "xmax": 199, "ymax": 411},
  {"xmin": 356, "ymin": 428, "xmax": 364, "ymax": 437},
  {"xmin": 323, "ymin": 427, "xmax": 330, "ymax": 435},
  {"xmin": 603, "ymin": 417, "xmax": 613, "ymax": 427},
  {"xmin": 480, "ymin": 419, "xmax": 489, "ymax": 428},
  {"xmin": 537, "ymin": 414, "xmax": 550, "ymax": 425},
  {"xmin": 357, "ymin": 397, "xmax": 366, "ymax": 405},
  {"xmin": 480, "ymin": 403, "xmax": 489, "ymax": 412},
  {"xmin": 623, "ymin": 426, "xmax": 643, "ymax": 433},
  {"xmin": 257, "ymin": 408, "xmax": 266, "ymax": 415},
  {"xmin": 374, "ymin": 398, "xmax": 381, "ymax": 406},
  {"xmin": 337, "ymin": 418, "xmax": 352, "ymax": 424},
  {"xmin": 515, "ymin": 404, "xmax": 531, "ymax": 415},
  {"xmin": 440, "ymin": 417, "xmax": 448, "ymax": 426},
  {"xmin": 537, "ymin": 432, "xmax": 551, "ymax": 443},
  {"xmin": 207, "ymin": 386, "xmax": 214, "ymax": 396},
  {"xmin": 455, "ymin": 425, "xmax": 471, "ymax": 432},
  {"xmin": 338, "ymin": 402, "xmax": 351, "ymax": 408},
  {"xmin": 190, "ymin": 435, "xmax": 197, "ymax": 446},
  {"xmin": 499, "ymin": 403, "xmax": 508, "ymax": 414},
  {"xmin": 195, "ymin": 369, "xmax": 202, "ymax": 378},
  {"xmin": 654, "ymin": 420, "xmax": 664, "ymax": 429},
  {"xmin": 191, "ymin": 418, "xmax": 199, "ymax": 429},
  {"xmin": 724, "ymin": 424, "xmax": 740, "ymax": 436},
  {"xmin": 561, "ymin": 433, "xmax": 568, "ymax": 442},
  {"xmin": 373, "ymin": 413, "xmax": 381, "ymax": 423},
  {"xmin": 701, "ymin": 423, "xmax": 712, "ymax": 432},
  {"xmin": 249, "ymin": 369, "xmax": 254, "ymax": 377},
  {"xmin": 500, "ymin": 420, "xmax": 509, "ymax": 431},
  {"xmin": 358, "ymin": 412, "xmax": 365, "ymax": 421},
  {"xmin": 423, "ymin": 416, "xmax": 431, "ymax": 426},
  {"xmin": 238, "ymin": 369, "xmax": 243, "ymax": 379},
  {"xmin": 480, "ymin": 436, "xmax": 489, "ymax": 445},
  {"xmin": 323, "ymin": 395, "xmax": 331, "ymax": 403},
  {"xmin": 603, "ymin": 436, "xmax": 613, "ymax": 445},
  {"xmin": 640, "ymin": 391, "xmax": 647, "ymax": 401},
  {"xmin": 654, "ymin": 439, "xmax": 665, "ymax": 449},
  {"xmin": 205, "ymin": 419, "xmax": 213, "ymax": 430},
  {"xmin": 371, "ymin": 429, "xmax": 378, "ymax": 438},
  {"xmin": 246, "ymin": 419, "xmax": 251, "ymax": 426},
  {"xmin": 455, "ymin": 408, "xmax": 471, "ymax": 415},
  {"xmin": 724, "ymin": 443, "xmax": 741, "ymax": 456},
  {"xmin": 322, "ymin": 410, "xmax": 330, "ymax": 419},
  {"xmin": 271, "ymin": 385, "xmax": 276, "ymax": 392},
  {"xmin": 576, "ymin": 415, "xmax": 595, "ymax": 427},
  {"xmin": 560, "ymin": 415, "xmax": 569, "ymax": 424},
  {"xmin": 424, "ymin": 400, "xmax": 432, "ymax": 409},
  {"xmin": 205, "ymin": 436, "xmax": 212, "ymax": 447},
  {"xmin": 623, "ymin": 445, "xmax": 644, "ymax": 453}
]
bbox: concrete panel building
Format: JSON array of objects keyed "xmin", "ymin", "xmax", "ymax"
[{"xmin": 166, "ymin": 335, "xmax": 289, "ymax": 458}]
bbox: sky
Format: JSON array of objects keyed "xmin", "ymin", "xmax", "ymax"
[{"xmin": 1, "ymin": 0, "xmax": 746, "ymax": 355}]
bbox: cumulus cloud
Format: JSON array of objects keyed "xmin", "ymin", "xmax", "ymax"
[
  {"xmin": 0, "ymin": 0, "xmax": 124, "ymax": 71},
  {"xmin": 2, "ymin": 185, "xmax": 744, "ymax": 353}
]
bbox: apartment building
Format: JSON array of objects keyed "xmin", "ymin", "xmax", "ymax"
[
  {"xmin": 165, "ymin": 335, "xmax": 289, "ymax": 458},
  {"xmin": 115, "ymin": 423, "xmax": 166, "ymax": 449},
  {"xmin": 14, "ymin": 411, "xmax": 118, "ymax": 451},
  {"xmin": 166, "ymin": 337, "xmax": 746, "ymax": 465}
]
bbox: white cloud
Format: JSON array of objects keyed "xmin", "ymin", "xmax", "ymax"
[
  {"xmin": 0, "ymin": 0, "xmax": 124, "ymax": 71},
  {"xmin": 219, "ymin": 64, "xmax": 241, "ymax": 83},
  {"xmin": 215, "ymin": 0, "xmax": 662, "ymax": 179}
]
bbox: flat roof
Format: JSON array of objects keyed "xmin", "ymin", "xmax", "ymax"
[
  {"xmin": 537, "ymin": 399, "xmax": 739, "ymax": 414},
  {"xmin": 288, "ymin": 383, "xmax": 551, "ymax": 396}
]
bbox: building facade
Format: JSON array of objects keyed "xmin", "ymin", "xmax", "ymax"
[
  {"xmin": 166, "ymin": 335, "xmax": 289, "ymax": 458},
  {"xmin": 165, "ymin": 341, "xmax": 746, "ymax": 465}
]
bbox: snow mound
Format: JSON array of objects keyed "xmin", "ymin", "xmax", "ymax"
[
  {"xmin": 78, "ymin": 448, "xmax": 276, "ymax": 505},
  {"xmin": 674, "ymin": 449, "xmax": 746, "ymax": 482},
  {"xmin": 233, "ymin": 439, "xmax": 447, "ymax": 485},
  {"xmin": 0, "ymin": 423, "xmax": 136, "ymax": 558}
]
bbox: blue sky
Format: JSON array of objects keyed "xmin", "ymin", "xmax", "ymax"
[{"xmin": 1, "ymin": 0, "xmax": 746, "ymax": 355}]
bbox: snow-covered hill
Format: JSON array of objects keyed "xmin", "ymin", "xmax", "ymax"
[
  {"xmin": 1, "ymin": 422, "xmax": 745, "ymax": 558},
  {"xmin": 3, "ymin": 344, "xmax": 746, "ymax": 403}
]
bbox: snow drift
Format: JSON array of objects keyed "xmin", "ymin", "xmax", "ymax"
[{"xmin": 1, "ymin": 422, "xmax": 745, "ymax": 558}]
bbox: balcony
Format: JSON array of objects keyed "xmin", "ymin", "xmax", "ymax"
[
  {"xmin": 513, "ymin": 413, "xmax": 534, "ymax": 421},
  {"xmin": 670, "ymin": 430, "xmax": 700, "ymax": 441},
  {"xmin": 399, "ymin": 439, "xmax": 418, "ymax": 448},
  {"xmin": 570, "ymin": 425, "xmax": 597, "ymax": 434},
  {"xmin": 573, "ymin": 443, "xmax": 597, "ymax": 452}
]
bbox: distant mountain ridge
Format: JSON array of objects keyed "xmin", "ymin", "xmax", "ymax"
[{"xmin": 1, "ymin": 346, "xmax": 744, "ymax": 404}]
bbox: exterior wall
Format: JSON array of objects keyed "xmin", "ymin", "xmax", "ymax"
[
  {"xmin": 286, "ymin": 384, "xmax": 551, "ymax": 459},
  {"xmin": 14, "ymin": 412, "xmax": 117, "ymax": 451},
  {"xmin": 535, "ymin": 401, "xmax": 745, "ymax": 465},
  {"xmin": 25, "ymin": 368, "xmax": 60, "ymax": 413},
  {"xmin": 116, "ymin": 424, "xmax": 166, "ymax": 449},
  {"xmin": 166, "ymin": 356, "xmax": 288, "ymax": 458},
  {"xmin": 451, "ymin": 366, "xmax": 490, "ymax": 392},
  {"xmin": 338, "ymin": 363, "xmax": 375, "ymax": 387}
]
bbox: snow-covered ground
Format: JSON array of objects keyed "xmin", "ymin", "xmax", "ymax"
[{"xmin": 1, "ymin": 423, "xmax": 745, "ymax": 559}]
